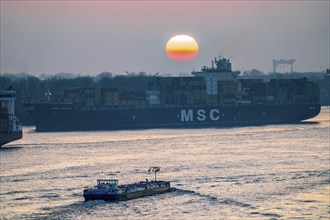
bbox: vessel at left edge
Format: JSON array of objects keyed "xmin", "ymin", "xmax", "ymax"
[{"xmin": 0, "ymin": 88, "xmax": 22, "ymax": 146}]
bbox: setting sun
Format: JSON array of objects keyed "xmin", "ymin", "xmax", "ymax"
[{"xmin": 165, "ymin": 35, "xmax": 199, "ymax": 61}]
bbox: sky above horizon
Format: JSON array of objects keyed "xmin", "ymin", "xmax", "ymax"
[{"xmin": 1, "ymin": 1, "xmax": 329, "ymax": 76}]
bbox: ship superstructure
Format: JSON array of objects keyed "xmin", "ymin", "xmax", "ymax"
[
  {"xmin": 192, "ymin": 57, "xmax": 240, "ymax": 95},
  {"xmin": 0, "ymin": 89, "xmax": 22, "ymax": 146}
]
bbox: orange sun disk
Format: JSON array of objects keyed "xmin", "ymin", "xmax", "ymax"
[{"xmin": 166, "ymin": 35, "xmax": 199, "ymax": 61}]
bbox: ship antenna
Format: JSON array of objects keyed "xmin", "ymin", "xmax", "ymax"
[
  {"xmin": 148, "ymin": 166, "xmax": 160, "ymax": 181},
  {"xmin": 45, "ymin": 86, "xmax": 52, "ymax": 102}
]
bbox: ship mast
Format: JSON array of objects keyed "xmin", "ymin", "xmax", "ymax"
[
  {"xmin": 45, "ymin": 87, "xmax": 52, "ymax": 102},
  {"xmin": 148, "ymin": 166, "xmax": 161, "ymax": 181}
]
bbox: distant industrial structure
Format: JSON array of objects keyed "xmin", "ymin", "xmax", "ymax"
[{"xmin": 273, "ymin": 59, "xmax": 295, "ymax": 73}]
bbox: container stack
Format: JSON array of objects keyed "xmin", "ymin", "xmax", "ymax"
[
  {"xmin": 268, "ymin": 79, "xmax": 292, "ymax": 104},
  {"xmin": 251, "ymin": 82, "xmax": 267, "ymax": 104},
  {"xmin": 101, "ymin": 88, "xmax": 120, "ymax": 107},
  {"xmin": 305, "ymin": 82, "xmax": 319, "ymax": 103},
  {"xmin": 119, "ymin": 89, "xmax": 146, "ymax": 107},
  {"xmin": 293, "ymin": 80, "xmax": 319, "ymax": 104},
  {"xmin": 55, "ymin": 75, "xmax": 319, "ymax": 109},
  {"xmin": 147, "ymin": 77, "xmax": 207, "ymax": 106},
  {"xmin": 267, "ymin": 79, "xmax": 319, "ymax": 104},
  {"xmin": 217, "ymin": 81, "xmax": 237, "ymax": 104},
  {"xmin": 62, "ymin": 88, "xmax": 101, "ymax": 107}
]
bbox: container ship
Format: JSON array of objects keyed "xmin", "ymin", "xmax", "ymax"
[
  {"xmin": 0, "ymin": 89, "xmax": 23, "ymax": 146},
  {"xmin": 24, "ymin": 57, "xmax": 321, "ymax": 132}
]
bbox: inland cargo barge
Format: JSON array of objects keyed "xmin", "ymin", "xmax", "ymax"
[
  {"xmin": 24, "ymin": 57, "xmax": 320, "ymax": 131},
  {"xmin": 83, "ymin": 167, "xmax": 170, "ymax": 201}
]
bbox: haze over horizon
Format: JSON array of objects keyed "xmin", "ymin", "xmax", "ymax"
[{"xmin": 1, "ymin": 1, "xmax": 329, "ymax": 76}]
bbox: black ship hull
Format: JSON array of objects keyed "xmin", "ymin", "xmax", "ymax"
[
  {"xmin": 25, "ymin": 103, "xmax": 321, "ymax": 132},
  {"xmin": 83, "ymin": 186, "xmax": 171, "ymax": 201},
  {"xmin": 0, "ymin": 131, "xmax": 23, "ymax": 146}
]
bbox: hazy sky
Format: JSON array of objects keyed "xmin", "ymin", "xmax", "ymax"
[{"xmin": 1, "ymin": 1, "xmax": 329, "ymax": 75}]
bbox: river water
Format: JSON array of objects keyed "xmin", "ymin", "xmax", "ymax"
[{"xmin": 1, "ymin": 107, "xmax": 329, "ymax": 219}]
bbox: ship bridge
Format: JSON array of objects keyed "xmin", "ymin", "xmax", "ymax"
[{"xmin": 192, "ymin": 57, "xmax": 240, "ymax": 95}]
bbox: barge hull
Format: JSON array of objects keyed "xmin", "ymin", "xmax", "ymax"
[{"xmin": 83, "ymin": 186, "xmax": 170, "ymax": 201}]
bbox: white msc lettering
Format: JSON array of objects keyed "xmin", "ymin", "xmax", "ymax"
[
  {"xmin": 181, "ymin": 109, "xmax": 193, "ymax": 122},
  {"xmin": 197, "ymin": 109, "xmax": 206, "ymax": 121},
  {"xmin": 210, "ymin": 109, "xmax": 220, "ymax": 121}
]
